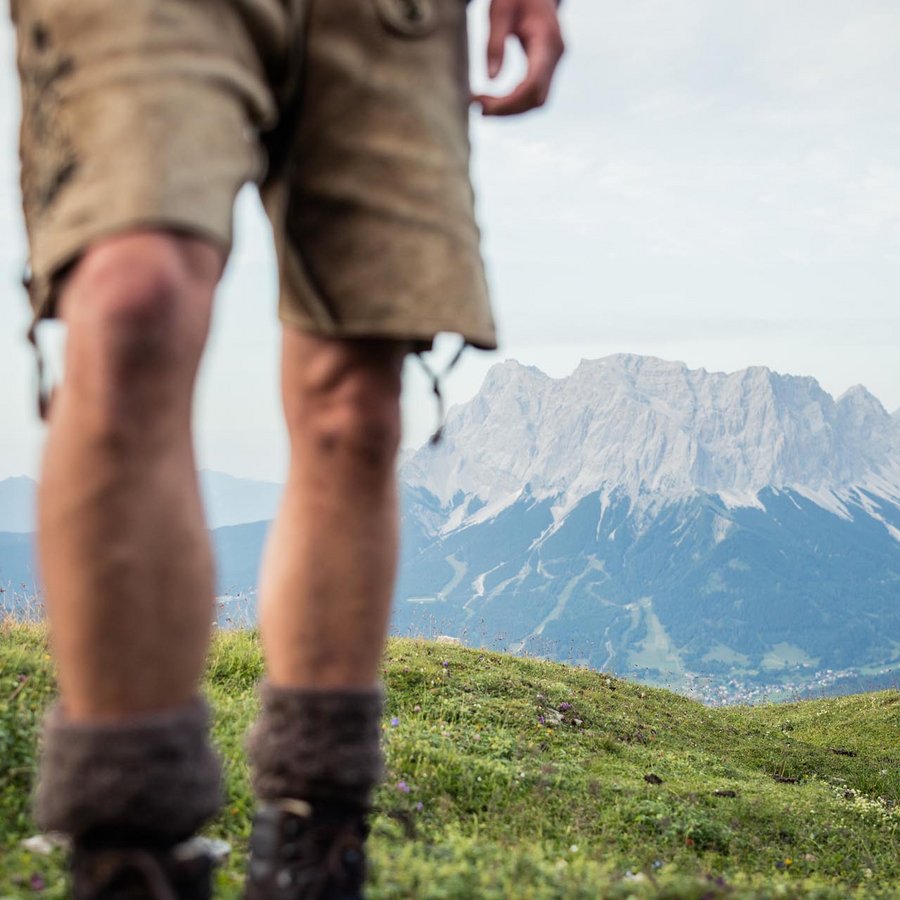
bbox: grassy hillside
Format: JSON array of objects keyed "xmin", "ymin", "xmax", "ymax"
[{"xmin": 1, "ymin": 623, "xmax": 898, "ymax": 899}]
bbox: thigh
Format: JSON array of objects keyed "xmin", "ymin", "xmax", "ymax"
[{"xmin": 12, "ymin": 0, "xmax": 283, "ymax": 324}]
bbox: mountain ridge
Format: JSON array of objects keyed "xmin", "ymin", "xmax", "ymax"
[{"xmin": 401, "ymin": 354, "xmax": 900, "ymax": 529}]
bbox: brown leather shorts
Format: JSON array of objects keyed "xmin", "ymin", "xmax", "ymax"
[{"xmin": 11, "ymin": 0, "xmax": 496, "ymax": 349}]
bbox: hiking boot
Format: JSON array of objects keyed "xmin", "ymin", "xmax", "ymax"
[
  {"xmin": 244, "ymin": 799, "xmax": 368, "ymax": 900},
  {"xmin": 71, "ymin": 836, "xmax": 215, "ymax": 900}
]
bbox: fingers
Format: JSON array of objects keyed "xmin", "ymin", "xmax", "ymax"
[
  {"xmin": 476, "ymin": 0, "xmax": 565, "ymax": 117},
  {"xmin": 477, "ymin": 39, "xmax": 559, "ymax": 116},
  {"xmin": 487, "ymin": 0, "xmax": 515, "ymax": 78}
]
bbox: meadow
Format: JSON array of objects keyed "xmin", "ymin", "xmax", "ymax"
[{"xmin": 1, "ymin": 623, "xmax": 898, "ymax": 898}]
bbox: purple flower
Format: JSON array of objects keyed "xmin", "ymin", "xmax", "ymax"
[
  {"xmin": 29, "ymin": 874, "xmax": 45, "ymax": 892},
  {"xmin": 416, "ymin": 801, "xmax": 424, "ymax": 812},
  {"xmin": 558, "ymin": 702, "xmax": 572, "ymax": 712},
  {"xmin": 396, "ymin": 781, "xmax": 411, "ymax": 793},
  {"xmin": 390, "ymin": 716, "xmax": 400, "ymax": 728},
  {"xmin": 538, "ymin": 715, "xmax": 546, "ymax": 725},
  {"xmin": 442, "ymin": 660, "xmax": 450, "ymax": 668}
]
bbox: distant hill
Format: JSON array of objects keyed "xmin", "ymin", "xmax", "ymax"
[
  {"xmin": 0, "ymin": 477, "xmax": 36, "ymax": 533},
  {"xmin": 198, "ymin": 471, "xmax": 281, "ymax": 530},
  {"xmin": 0, "ymin": 531, "xmax": 38, "ymax": 599},
  {"xmin": 0, "ymin": 470, "xmax": 282, "ymax": 535}
]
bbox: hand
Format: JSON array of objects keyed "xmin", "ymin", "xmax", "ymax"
[{"xmin": 474, "ymin": 0, "xmax": 565, "ymax": 117}]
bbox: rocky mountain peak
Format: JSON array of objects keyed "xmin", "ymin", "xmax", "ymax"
[{"xmin": 402, "ymin": 355, "xmax": 899, "ymax": 516}]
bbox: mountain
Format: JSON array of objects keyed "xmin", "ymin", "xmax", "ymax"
[
  {"xmin": 395, "ymin": 355, "xmax": 900, "ymax": 700},
  {"xmin": 198, "ymin": 470, "xmax": 281, "ymax": 530},
  {"xmin": 0, "ymin": 477, "xmax": 37, "ymax": 533},
  {"xmin": 0, "ymin": 471, "xmax": 279, "ymax": 610},
  {"xmin": 3, "ymin": 357, "xmax": 898, "ymax": 702},
  {"xmin": 401, "ymin": 356, "xmax": 900, "ymax": 517},
  {"xmin": 0, "ymin": 531, "xmax": 39, "ymax": 597},
  {"xmin": 0, "ymin": 470, "xmax": 282, "ymax": 535}
]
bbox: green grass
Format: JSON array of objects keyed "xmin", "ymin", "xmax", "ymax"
[{"xmin": 1, "ymin": 623, "xmax": 898, "ymax": 898}]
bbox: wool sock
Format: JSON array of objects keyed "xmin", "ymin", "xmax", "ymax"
[
  {"xmin": 248, "ymin": 682, "xmax": 384, "ymax": 811},
  {"xmin": 34, "ymin": 697, "xmax": 222, "ymax": 847}
]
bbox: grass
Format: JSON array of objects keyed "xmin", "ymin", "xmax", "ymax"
[{"xmin": 1, "ymin": 622, "xmax": 898, "ymax": 898}]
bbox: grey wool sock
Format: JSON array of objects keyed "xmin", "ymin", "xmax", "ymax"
[
  {"xmin": 34, "ymin": 697, "xmax": 222, "ymax": 846},
  {"xmin": 248, "ymin": 682, "xmax": 384, "ymax": 811}
]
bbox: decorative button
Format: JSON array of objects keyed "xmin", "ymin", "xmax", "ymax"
[{"xmin": 374, "ymin": 0, "xmax": 437, "ymax": 38}]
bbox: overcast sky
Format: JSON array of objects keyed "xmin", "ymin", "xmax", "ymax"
[{"xmin": 2, "ymin": 1, "xmax": 899, "ymax": 481}]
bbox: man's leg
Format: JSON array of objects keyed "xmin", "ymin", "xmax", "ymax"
[
  {"xmin": 258, "ymin": 329, "xmax": 405, "ymax": 689},
  {"xmin": 246, "ymin": 329, "xmax": 405, "ymax": 898},
  {"xmin": 34, "ymin": 232, "xmax": 225, "ymax": 863}
]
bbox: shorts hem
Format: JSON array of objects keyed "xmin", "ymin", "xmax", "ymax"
[
  {"xmin": 27, "ymin": 214, "xmax": 234, "ymax": 324},
  {"xmin": 277, "ymin": 306, "xmax": 498, "ymax": 352}
]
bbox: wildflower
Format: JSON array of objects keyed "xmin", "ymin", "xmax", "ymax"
[
  {"xmin": 29, "ymin": 874, "xmax": 45, "ymax": 892},
  {"xmin": 390, "ymin": 716, "xmax": 400, "ymax": 728},
  {"xmin": 441, "ymin": 660, "xmax": 449, "ymax": 668},
  {"xmin": 416, "ymin": 801, "xmax": 424, "ymax": 812},
  {"xmin": 413, "ymin": 704, "xmax": 421, "ymax": 712},
  {"xmin": 558, "ymin": 702, "xmax": 572, "ymax": 712},
  {"xmin": 396, "ymin": 781, "xmax": 410, "ymax": 793}
]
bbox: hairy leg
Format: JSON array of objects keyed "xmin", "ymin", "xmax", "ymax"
[
  {"xmin": 258, "ymin": 329, "xmax": 407, "ymax": 688},
  {"xmin": 38, "ymin": 232, "xmax": 223, "ymax": 720}
]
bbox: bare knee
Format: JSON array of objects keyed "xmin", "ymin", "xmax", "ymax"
[
  {"xmin": 58, "ymin": 233, "xmax": 222, "ymax": 429},
  {"xmin": 283, "ymin": 338, "xmax": 406, "ymax": 472}
]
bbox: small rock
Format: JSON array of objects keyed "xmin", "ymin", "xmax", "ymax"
[
  {"xmin": 713, "ymin": 789, "xmax": 737, "ymax": 798},
  {"xmin": 21, "ymin": 833, "xmax": 69, "ymax": 855},
  {"xmin": 434, "ymin": 635, "xmax": 461, "ymax": 646},
  {"xmin": 174, "ymin": 837, "xmax": 231, "ymax": 865}
]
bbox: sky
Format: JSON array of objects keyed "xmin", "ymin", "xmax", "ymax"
[{"xmin": 1, "ymin": 0, "xmax": 899, "ymax": 481}]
